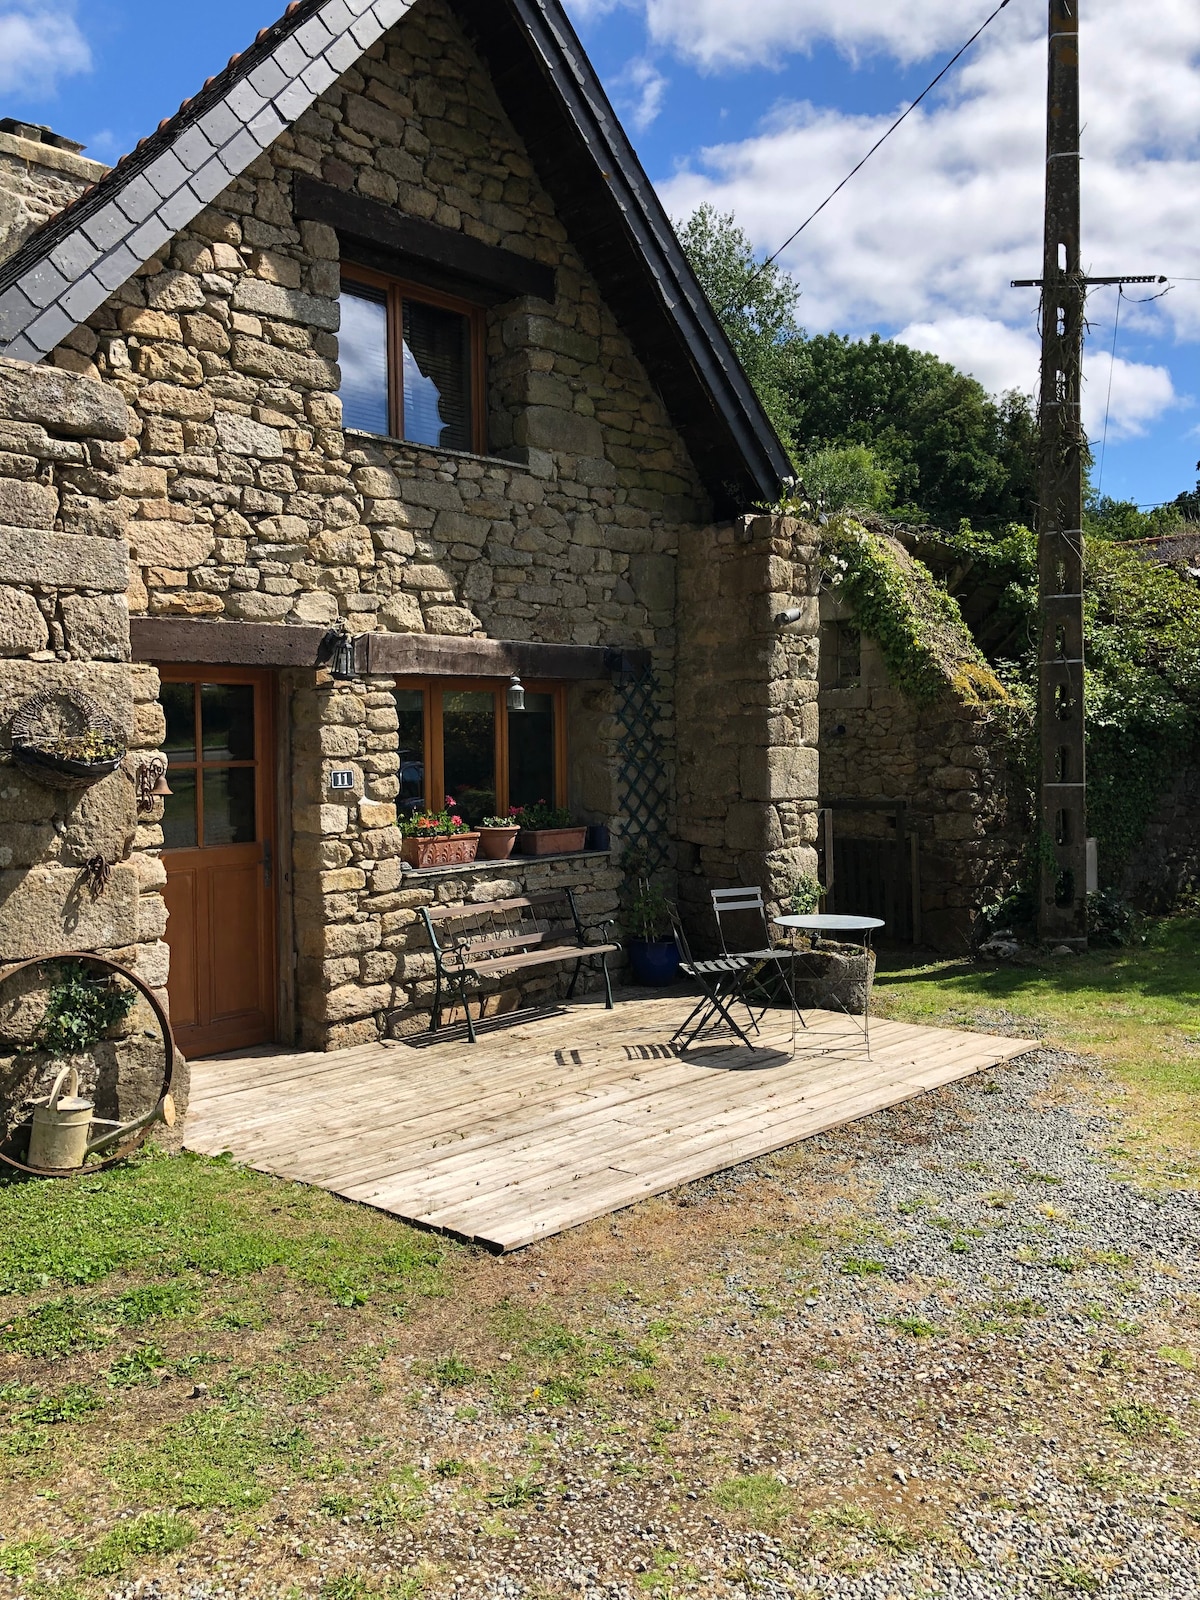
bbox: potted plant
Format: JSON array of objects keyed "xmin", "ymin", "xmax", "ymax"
[
  {"xmin": 9, "ymin": 689, "xmax": 126, "ymax": 792},
  {"xmin": 625, "ymin": 877, "xmax": 680, "ymax": 986},
  {"xmin": 400, "ymin": 796, "xmax": 480, "ymax": 869},
  {"xmin": 512, "ymin": 802, "xmax": 588, "ymax": 857},
  {"xmin": 478, "ymin": 812, "xmax": 522, "ymax": 861}
]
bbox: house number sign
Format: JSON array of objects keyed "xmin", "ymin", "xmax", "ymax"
[{"xmin": 329, "ymin": 770, "xmax": 356, "ymax": 791}]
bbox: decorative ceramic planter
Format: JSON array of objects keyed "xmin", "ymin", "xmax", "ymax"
[
  {"xmin": 627, "ymin": 937, "xmax": 681, "ymax": 986},
  {"xmin": 478, "ymin": 825, "xmax": 520, "ymax": 861},
  {"xmin": 402, "ymin": 832, "xmax": 480, "ymax": 870},
  {"xmin": 515, "ymin": 826, "xmax": 588, "ymax": 856}
]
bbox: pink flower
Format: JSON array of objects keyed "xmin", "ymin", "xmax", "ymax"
[
  {"xmin": 451, "ymin": 815, "xmax": 463, "ymax": 826},
  {"xmin": 444, "ymin": 794, "xmax": 456, "ymax": 806}
]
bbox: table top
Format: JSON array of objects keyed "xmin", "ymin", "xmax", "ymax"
[{"xmin": 772, "ymin": 914, "xmax": 885, "ymax": 931}]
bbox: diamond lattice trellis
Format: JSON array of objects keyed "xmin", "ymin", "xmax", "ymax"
[{"xmin": 616, "ymin": 667, "xmax": 671, "ymax": 873}]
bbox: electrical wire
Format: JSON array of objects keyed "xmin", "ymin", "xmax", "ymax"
[{"xmin": 724, "ymin": 0, "xmax": 1016, "ymax": 315}]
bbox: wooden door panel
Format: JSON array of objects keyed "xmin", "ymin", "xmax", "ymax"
[
  {"xmin": 207, "ymin": 862, "xmax": 267, "ymax": 1022},
  {"xmin": 159, "ymin": 668, "xmax": 276, "ymax": 1059},
  {"xmin": 162, "ymin": 865, "xmax": 199, "ymax": 1031}
]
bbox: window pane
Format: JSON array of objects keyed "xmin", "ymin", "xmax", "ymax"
[
  {"xmin": 508, "ymin": 691, "xmax": 556, "ymax": 812},
  {"xmin": 442, "ymin": 690, "xmax": 495, "ymax": 827},
  {"xmin": 161, "ymin": 682, "xmax": 195, "ymax": 758},
  {"xmin": 201, "ymin": 684, "xmax": 255, "ymax": 761},
  {"xmin": 395, "ymin": 689, "xmax": 426, "ymax": 817},
  {"xmin": 161, "ymin": 768, "xmax": 197, "ymax": 850},
  {"xmin": 339, "ymin": 284, "xmax": 390, "ymax": 436},
  {"xmin": 203, "ymin": 767, "xmax": 257, "ymax": 847},
  {"xmin": 402, "ymin": 298, "xmax": 472, "ymax": 452}
]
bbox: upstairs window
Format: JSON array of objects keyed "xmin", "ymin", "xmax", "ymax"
[{"xmin": 338, "ymin": 265, "xmax": 486, "ymax": 454}]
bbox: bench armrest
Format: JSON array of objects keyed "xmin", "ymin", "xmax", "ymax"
[{"xmin": 583, "ymin": 919, "xmax": 620, "ymax": 947}]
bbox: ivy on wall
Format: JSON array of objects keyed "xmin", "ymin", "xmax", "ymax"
[{"xmin": 821, "ymin": 518, "xmax": 1011, "ymax": 708}]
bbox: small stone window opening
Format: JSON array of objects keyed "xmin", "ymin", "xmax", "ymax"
[
  {"xmin": 820, "ymin": 621, "xmax": 862, "ymax": 689},
  {"xmin": 393, "ymin": 679, "xmax": 568, "ymax": 830},
  {"xmin": 339, "ymin": 265, "xmax": 487, "ymax": 454}
]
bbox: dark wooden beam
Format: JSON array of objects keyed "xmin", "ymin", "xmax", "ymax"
[
  {"xmin": 294, "ymin": 177, "xmax": 556, "ymax": 306},
  {"xmin": 130, "ymin": 617, "xmax": 330, "ymax": 667},
  {"xmin": 362, "ymin": 632, "xmax": 648, "ymax": 681},
  {"xmin": 131, "ymin": 617, "xmax": 649, "ymax": 682}
]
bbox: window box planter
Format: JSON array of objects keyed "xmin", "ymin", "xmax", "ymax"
[
  {"xmin": 515, "ymin": 826, "xmax": 589, "ymax": 857},
  {"xmin": 627, "ymin": 936, "xmax": 681, "ymax": 986},
  {"xmin": 478, "ymin": 824, "xmax": 521, "ymax": 861},
  {"xmin": 402, "ymin": 832, "xmax": 480, "ymax": 870}
]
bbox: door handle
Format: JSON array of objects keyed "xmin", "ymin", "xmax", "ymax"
[{"xmin": 263, "ymin": 838, "xmax": 273, "ymax": 887}]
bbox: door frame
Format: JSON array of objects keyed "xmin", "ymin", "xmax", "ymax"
[{"xmin": 157, "ymin": 664, "xmax": 280, "ymax": 1055}]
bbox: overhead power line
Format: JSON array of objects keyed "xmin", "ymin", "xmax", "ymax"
[{"xmin": 725, "ymin": 0, "xmax": 1016, "ymax": 314}]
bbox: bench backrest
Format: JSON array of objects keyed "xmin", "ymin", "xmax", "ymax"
[{"xmin": 422, "ymin": 890, "xmax": 582, "ymax": 959}]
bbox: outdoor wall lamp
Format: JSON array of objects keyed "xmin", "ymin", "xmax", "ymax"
[
  {"xmin": 774, "ymin": 606, "xmax": 805, "ymax": 626},
  {"xmin": 321, "ymin": 621, "xmax": 359, "ymax": 682},
  {"xmin": 507, "ymin": 674, "xmax": 526, "ymax": 713},
  {"xmin": 135, "ymin": 755, "xmax": 172, "ymax": 811}
]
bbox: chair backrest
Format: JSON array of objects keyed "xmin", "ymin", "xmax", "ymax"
[
  {"xmin": 666, "ymin": 902, "xmax": 696, "ymax": 965},
  {"xmin": 710, "ymin": 886, "xmax": 772, "ymax": 957}
]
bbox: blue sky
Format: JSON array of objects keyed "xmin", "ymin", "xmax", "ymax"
[{"xmin": 3, "ymin": 0, "xmax": 1199, "ymax": 508}]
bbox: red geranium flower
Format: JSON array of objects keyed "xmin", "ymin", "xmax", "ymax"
[{"xmin": 451, "ymin": 815, "xmax": 463, "ymax": 826}]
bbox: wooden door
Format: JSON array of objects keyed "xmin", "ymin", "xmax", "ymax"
[{"xmin": 158, "ymin": 668, "xmax": 277, "ymax": 1058}]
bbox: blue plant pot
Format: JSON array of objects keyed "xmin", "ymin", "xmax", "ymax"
[{"xmin": 627, "ymin": 937, "xmax": 681, "ymax": 986}]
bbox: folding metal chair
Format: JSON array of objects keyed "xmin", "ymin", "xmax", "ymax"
[
  {"xmin": 666, "ymin": 903, "xmax": 758, "ymax": 1051},
  {"xmin": 711, "ymin": 886, "xmax": 802, "ymax": 1029}
]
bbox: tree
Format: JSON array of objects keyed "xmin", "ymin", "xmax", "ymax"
[{"xmin": 679, "ymin": 207, "xmax": 1039, "ymax": 528}]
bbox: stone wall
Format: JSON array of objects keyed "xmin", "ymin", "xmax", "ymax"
[
  {"xmin": 0, "ymin": 123, "xmax": 108, "ymax": 271},
  {"xmin": 1119, "ymin": 755, "xmax": 1200, "ymax": 914},
  {"xmin": 818, "ymin": 596, "xmax": 1028, "ymax": 952},
  {"xmin": 676, "ymin": 516, "xmax": 821, "ymax": 942},
  {"xmin": 0, "ymin": 355, "xmax": 184, "ymax": 1140},
  {"xmin": 25, "ymin": 0, "xmax": 711, "ymax": 1050}
]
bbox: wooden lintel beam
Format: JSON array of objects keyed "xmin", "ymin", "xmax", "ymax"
[{"xmin": 130, "ymin": 618, "xmax": 649, "ymax": 683}]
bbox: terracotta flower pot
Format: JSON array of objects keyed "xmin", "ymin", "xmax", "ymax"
[
  {"xmin": 478, "ymin": 825, "xmax": 520, "ymax": 861},
  {"xmin": 401, "ymin": 832, "xmax": 480, "ymax": 869},
  {"xmin": 515, "ymin": 826, "xmax": 589, "ymax": 856}
]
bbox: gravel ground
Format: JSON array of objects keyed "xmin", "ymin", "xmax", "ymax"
[{"xmin": 5, "ymin": 1047, "xmax": 1200, "ymax": 1600}]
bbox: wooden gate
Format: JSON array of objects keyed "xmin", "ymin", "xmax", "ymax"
[{"xmin": 820, "ymin": 801, "xmax": 919, "ymax": 944}]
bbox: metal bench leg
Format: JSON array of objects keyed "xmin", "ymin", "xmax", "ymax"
[
  {"xmin": 567, "ymin": 957, "xmax": 582, "ymax": 1000},
  {"xmin": 601, "ymin": 953, "xmax": 614, "ymax": 1009},
  {"xmin": 456, "ymin": 969, "xmax": 477, "ymax": 1045},
  {"xmin": 430, "ymin": 964, "xmax": 443, "ymax": 1034}
]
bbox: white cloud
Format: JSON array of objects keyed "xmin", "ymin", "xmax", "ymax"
[
  {"xmin": 0, "ymin": 4, "xmax": 91, "ymax": 95},
  {"xmin": 1081, "ymin": 352, "xmax": 1179, "ymax": 443},
  {"xmin": 615, "ymin": 57, "xmax": 669, "ymax": 134},
  {"xmin": 655, "ymin": 0, "xmax": 1200, "ymax": 429}
]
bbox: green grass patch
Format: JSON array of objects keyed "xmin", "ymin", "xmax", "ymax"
[
  {"xmin": 81, "ymin": 1512, "xmax": 196, "ymax": 1576},
  {"xmin": 875, "ymin": 919, "xmax": 1200, "ymax": 1151},
  {"xmin": 1106, "ymin": 1402, "xmax": 1181, "ymax": 1440},
  {"xmin": 0, "ymin": 1536, "xmax": 51, "ymax": 1579},
  {"xmin": 841, "ymin": 1257, "xmax": 885, "ymax": 1278},
  {"xmin": 811, "ymin": 1502, "xmax": 921, "ymax": 1554},
  {"xmin": 711, "ymin": 1473, "xmax": 792, "ymax": 1529},
  {"xmin": 107, "ymin": 1398, "xmax": 309, "ymax": 1509}
]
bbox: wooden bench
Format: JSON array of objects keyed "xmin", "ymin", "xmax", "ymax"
[{"xmin": 420, "ymin": 890, "xmax": 621, "ymax": 1043}]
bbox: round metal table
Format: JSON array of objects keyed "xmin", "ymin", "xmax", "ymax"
[{"xmin": 772, "ymin": 913, "xmax": 885, "ymax": 1056}]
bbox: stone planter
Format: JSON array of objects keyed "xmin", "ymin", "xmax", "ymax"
[
  {"xmin": 515, "ymin": 826, "xmax": 588, "ymax": 856},
  {"xmin": 789, "ymin": 943, "xmax": 877, "ymax": 1015},
  {"xmin": 478, "ymin": 825, "xmax": 520, "ymax": 861},
  {"xmin": 402, "ymin": 832, "xmax": 480, "ymax": 870}
]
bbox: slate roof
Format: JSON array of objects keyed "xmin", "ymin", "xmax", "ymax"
[{"xmin": 0, "ymin": 0, "xmax": 790, "ymax": 510}]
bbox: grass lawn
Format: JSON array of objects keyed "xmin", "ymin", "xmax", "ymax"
[{"xmin": 875, "ymin": 915, "xmax": 1200, "ymax": 1163}]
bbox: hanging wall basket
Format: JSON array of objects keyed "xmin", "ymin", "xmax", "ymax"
[{"xmin": 9, "ymin": 689, "xmax": 127, "ymax": 791}]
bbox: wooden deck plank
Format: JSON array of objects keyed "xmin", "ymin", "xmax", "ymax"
[{"xmin": 185, "ymin": 993, "xmax": 1037, "ymax": 1251}]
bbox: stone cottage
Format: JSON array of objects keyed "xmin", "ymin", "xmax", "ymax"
[{"xmin": 0, "ymin": 0, "xmax": 822, "ymax": 1104}]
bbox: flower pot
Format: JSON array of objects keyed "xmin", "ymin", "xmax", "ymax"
[
  {"xmin": 478, "ymin": 825, "xmax": 520, "ymax": 861},
  {"xmin": 402, "ymin": 832, "xmax": 480, "ymax": 870},
  {"xmin": 515, "ymin": 826, "xmax": 588, "ymax": 857},
  {"xmin": 627, "ymin": 937, "xmax": 681, "ymax": 986},
  {"xmin": 11, "ymin": 744, "xmax": 124, "ymax": 791}
]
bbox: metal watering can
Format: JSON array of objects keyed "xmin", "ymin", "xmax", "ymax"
[{"xmin": 27, "ymin": 1063, "xmax": 176, "ymax": 1172}]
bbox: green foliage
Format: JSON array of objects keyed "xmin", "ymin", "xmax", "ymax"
[
  {"xmin": 797, "ymin": 443, "xmax": 893, "ymax": 512},
  {"xmin": 789, "ymin": 874, "xmax": 825, "ymax": 916},
  {"xmin": 711, "ymin": 1473, "xmax": 791, "ymax": 1528},
  {"xmin": 1084, "ymin": 493, "xmax": 1184, "ymax": 543},
  {"xmin": 1087, "ymin": 891, "xmax": 1139, "ymax": 948},
  {"xmin": 822, "ymin": 521, "xmax": 1010, "ymax": 707},
  {"xmin": 81, "ymin": 1513, "xmax": 196, "ymax": 1576},
  {"xmin": 432, "ymin": 1356, "xmax": 474, "ymax": 1389},
  {"xmin": 107, "ymin": 1399, "xmax": 308, "ymax": 1509},
  {"xmin": 625, "ymin": 877, "xmax": 673, "ymax": 942},
  {"xmin": 676, "ymin": 205, "xmax": 806, "ymax": 447},
  {"xmin": 31, "ymin": 962, "xmax": 136, "ymax": 1057},
  {"xmin": 509, "ymin": 802, "xmax": 574, "ymax": 830}
]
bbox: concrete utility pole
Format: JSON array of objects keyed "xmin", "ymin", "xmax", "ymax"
[{"xmin": 1037, "ymin": 0, "xmax": 1088, "ymax": 946}]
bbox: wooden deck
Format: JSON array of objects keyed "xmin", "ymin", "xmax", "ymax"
[{"xmin": 185, "ymin": 992, "xmax": 1036, "ymax": 1252}]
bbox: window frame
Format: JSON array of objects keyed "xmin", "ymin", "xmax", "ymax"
[
  {"xmin": 340, "ymin": 263, "xmax": 488, "ymax": 455},
  {"xmin": 394, "ymin": 676, "xmax": 568, "ymax": 820}
]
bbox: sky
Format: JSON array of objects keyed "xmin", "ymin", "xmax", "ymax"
[{"xmin": 3, "ymin": 0, "xmax": 1200, "ymax": 509}]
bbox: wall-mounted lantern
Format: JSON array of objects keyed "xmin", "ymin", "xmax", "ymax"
[{"xmin": 507, "ymin": 674, "xmax": 526, "ymax": 713}]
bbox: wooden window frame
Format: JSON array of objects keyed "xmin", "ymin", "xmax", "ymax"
[
  {"xmin": 341, "ymin": 263, "xmax": 488, "ymax": 455},
  {"xmin": 395, "ymin": 677, "xmax": 568, "ymax": 817}
]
